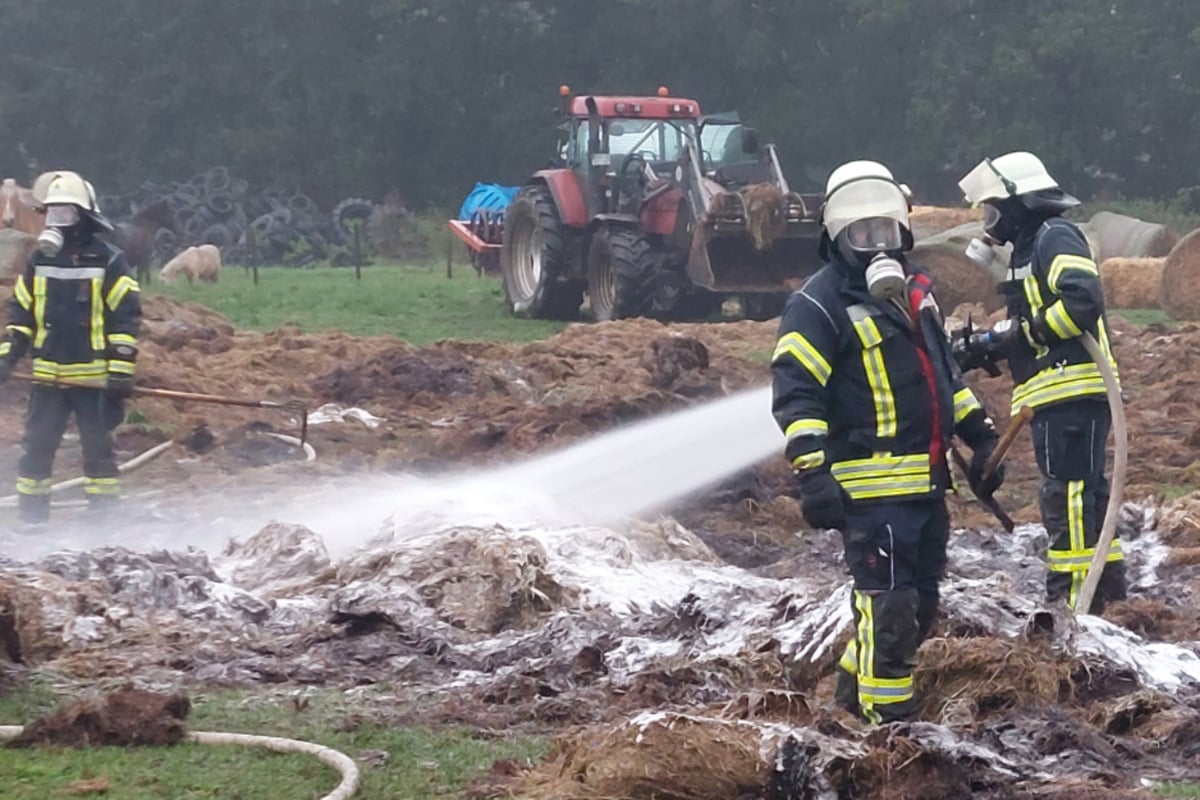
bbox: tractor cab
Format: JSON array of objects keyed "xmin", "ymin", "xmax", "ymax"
[{"xmin": 555, "ymin": 89, "xmax": 703, "ymax": 218}]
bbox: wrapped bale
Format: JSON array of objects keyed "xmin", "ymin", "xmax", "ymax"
[
  {"xmin": 1160, "ymin": 228, "xmax": 1200, "ymax": 320},
  {"xmin": 1088, "ymin": 211, "xmax": 1179, "ymax": 262},
  {"xmin": 909, "ymin": 205, "xmax": 982, "ymax": 241},
  {"xmin": 1099, "ymin": 257, "xmax": 1165, "ymax": 309},
  {"xmin": 912, "ymin": 246, "xmax": 1004, "ymax": 315}
]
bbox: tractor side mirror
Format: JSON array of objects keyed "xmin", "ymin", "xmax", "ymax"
[{"xmin": 740, "ymin": 127, "xmax": 760, "ymax": 154}]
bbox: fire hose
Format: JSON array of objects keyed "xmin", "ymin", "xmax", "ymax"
[
  {"xmin": 1074, "ymin": 331, "xmax": 1127, "ymax": 615},
  {"xmin": 0, "ymin": 725, "xmax": 360, "ymax": 799}
]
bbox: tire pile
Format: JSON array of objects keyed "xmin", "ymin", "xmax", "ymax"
[{"xmin": 97, "ymin": 166, "xmax": 377, "ymax": 268}]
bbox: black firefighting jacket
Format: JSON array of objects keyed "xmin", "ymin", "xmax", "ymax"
[
  {"xmin": 771, "ymin": 254, "xmax": 995, "ymax": 502},
  {"xmin": 2, "ymin": 237, "xmax": 141, "ymax": 380},
  {"xmin": 1000, "ymin": 216, "xmax": 1118, "ymax": 415}
]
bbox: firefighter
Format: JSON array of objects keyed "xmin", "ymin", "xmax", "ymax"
[
  {"xmin": 0, "ymin": 171, "xmax": 141, "ymax": 526},
  {"xmin": 771, "ymin": 161, "xmax": 1002, "ymax": 724},
  {"xmin": 957, "ymin": 151, "xmax": 1126, "ymax": 614}
]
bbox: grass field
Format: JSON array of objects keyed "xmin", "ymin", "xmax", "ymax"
[
  {"xmin": 0, "ymin": 678, "xmax": 545, "ymax": 799},
  {"xmin": 147, "ymin": 262, "xmax": 567, "ymax": 345}
]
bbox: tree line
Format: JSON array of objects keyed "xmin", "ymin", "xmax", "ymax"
[{"xmin": 0, "ymin": 0, "xmax": 1196, "ymax": 211}]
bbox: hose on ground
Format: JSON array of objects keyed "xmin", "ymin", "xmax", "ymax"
[
  {"xmin": 0, "ymin": 725, "xmax": 360, "ymax": 799},
  {"xmin": 261, "ymin": 431, "xmax": 317, "ymax": 462},
  {"xmin": 0, "ymin": 441, "xmax": 176, "ymax": 508},
  {"xmin": 1074, "ymin": 331, "xmax": 1127, "ymax": 615}
]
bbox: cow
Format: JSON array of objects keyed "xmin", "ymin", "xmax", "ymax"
[
  {"xmin": 159, "ymin": 244, "xmax": 221, "ymax": 285},
  {"xmin": 0, "ymin": 178, "xmax": 43, "ymax": 236}
]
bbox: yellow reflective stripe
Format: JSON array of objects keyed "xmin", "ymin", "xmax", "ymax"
[
  {"xmin": 84, "ymin": 477, "xmax": 120, "ymax": 495},
  {"xmin": 7, "ymin": 324, "xmax": 33, "ymax": 338},
  {"xmin": 1047, "ymin": 541, "xmax": 1125, "ymax": 572},
  {"xmin": 1043, "ymin": 301, "xmax": 1083, "ymax": 339},
  {"xmin": 832, "ymin": 454, "xmax": 931, "ymax": 500},
  {"xmin": 90, "ymin": 278, "xmax": 105, "ymax": 352},
  {"xmin": 0, "ymin": 343, "xmax": 8, "ymax": 357},
  {"xmin": 105, "ymin": 275, "xmax": 139, "ymax": 311},
  {"xmin": 1011, "ymin": 362, "xmax": 1116, "ymax": 413},
  {"xmin": 953, "ymin": 387, "xmax": 982, "ymax": 424},
  {"xmin": 16, "ymin": 477, "xmax": 53, "ymax": 495},
  {"xmin": 838, "ymin": 640, "xmax": 857, "ymax": 674},
  {"xmin": 832, "ymin": 453, "xmax": 930, "ymax": 478},
  {"xmin": 785, "ymin": 418, "xmax": 828, "ymax": 441},
  {"xmin": 32, "ymin": 358, "xmax": 109, "ymax": 379},
  {"xmin": 852, "ymin": 317, "xmax": 896, "ymax": 440},
  {"xmin": 1068, "ymin": 480, "xmax": 1084, "ymax": 553},
  {"xmin": 1023, "ymin": 274, "xmax": 1046, "ymax": 314},
  {"xmin": 791, "ymin": 451, "xmax": 826, "ymax": 470},
  {"xmin": 107, "ymin": 359, "xmax": 135, "ymax": 375},
  {"xmin": 14, "ymin": 276, "xmax": 32, "ymax": 310},
  {"xmin": 859, "ymin": 674, "xmax": 914, "ymax": 703},
  {"xmin": 32, "ymin": 276, "xmax": 47, "ymax": 347},
  {"xmin": 1047, "ymin": 254, "xmax": 1098, "ymax": 292},
  {"xmin": 107, "ymin": 333, "xmax": 138, "ymax": 347},
  {"xmin": 773, "ymin": 332, "xmax": 832, "ymax": 386},
  {"xmin": 855, "ymin": 591, "xmax": 882, "ymax": 724}
]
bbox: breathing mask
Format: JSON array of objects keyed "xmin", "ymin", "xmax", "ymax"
[
  {"xmin": 37, "ymin": 204, "xmax": 81, "ymax": 257},
  {"xmin": 838, "ymin": 216, "xmax": 908, "ymax": 300}
]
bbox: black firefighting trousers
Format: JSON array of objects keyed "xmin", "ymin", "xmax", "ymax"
[
  {"xmin": 834, "ymin": 498, "xmax": 949, "ymax": 724},
  {"xmin": 16, "ymin": 386, "xmax": 124, "ymax": 523},
  {"xmin": 1032, "ymin": 401, "xmax": 1127, "ymax": 614}
]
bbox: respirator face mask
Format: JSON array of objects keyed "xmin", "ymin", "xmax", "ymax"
[
  {"xmin": 963, "ymin": 202, "xmax": 1014, "ymax": 282},
  {"xmin": 37, "ymin": 204, "xmax": 81, "ymax": 257},
  {"xmin": 842, "ymin": 216, "xmax": 907, "ymax": 300}
]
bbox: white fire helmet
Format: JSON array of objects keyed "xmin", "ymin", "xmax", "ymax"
[
  {"xmin": 41, "ymin": 171, "xmax": 99, "ymax": 211},
  {"xmin": 958, "ymin": 151, "xmax": 1060, "ymax": 207},
  {"xmin": 821, "ymin": 160, "xmax": 912, "ymax": 245}
]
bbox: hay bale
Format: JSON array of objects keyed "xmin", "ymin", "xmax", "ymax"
[
  {"xmin": 909, "ymin": 206, "xmax": 982, "ymax": 241},
  {"xmin": 1099, "ymin": 257, "xmax": 1165, "ymax": 309},
  {"xmin": 514, "ymin": 713, "xmax": 770, "ymax": 800},
  {"xmin": 1160, "ymin": 228, "xmax": 1200, "ymax": 320},
  {"xmin": 1088, "ymin": 211, "xmax": 1179, "ymax": 261},
  {"xmin": 910, "ymin": 243, "xmax": 1004, "ymax": 314}
]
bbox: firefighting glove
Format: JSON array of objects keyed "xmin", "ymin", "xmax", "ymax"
[
  {"xmin": 106, "ymin": 373, "xmax": 135, "ymax": 400},
  {"xmin": 797, "ymin": 467, "xmax": 850, "ymax": 531},
  {"xmin": 968, "ymin": 436, "xmax": 1005, "ymax": 499}
]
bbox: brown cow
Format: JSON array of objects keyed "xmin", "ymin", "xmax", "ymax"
[{"xmin": 0, "ymin": 178, "xmax": 43, "ymax": 236}]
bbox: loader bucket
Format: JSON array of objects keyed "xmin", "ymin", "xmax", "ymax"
[{"xmin": 685, "ymin": 221, "xmax": 824, "ymax": 293}]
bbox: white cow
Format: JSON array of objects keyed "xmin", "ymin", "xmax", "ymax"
[{"xmin": 159, "ymin": 244, "xmax": 222, "ymax": 285}]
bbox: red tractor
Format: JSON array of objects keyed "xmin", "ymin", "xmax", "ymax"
[{"xmin": 451, "ymin": 87, "xmax": 824, "ymax": 321}]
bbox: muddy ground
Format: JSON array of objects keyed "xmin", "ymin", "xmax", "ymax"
[{"xmin": 0, "ymin": 293, "xmax": 1199, "ymax": 797}]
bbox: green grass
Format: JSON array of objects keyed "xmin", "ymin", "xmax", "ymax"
[
  {"xmin": 147, "ymin": 262, "xmax": 567, "ymax": 345},
  {"xmin": 1113, "ymin": 308, "xmax": 1175, "ymax": 328},
  {"xmin": 1159, "ymin": 784, "xmax": 1200, "ymax": 798},
  {"xmin": 0, "ymin": 680, "xmax": 546, "ymax": 799}
]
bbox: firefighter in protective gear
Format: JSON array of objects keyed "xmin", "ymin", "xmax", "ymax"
[
  {"xmin": 957, "ymin": 152, "xmax": 1125, "ymax": 614},
  {"xmin": 0, "ymin": 171, "xmax": 141, "ymax": 525},
  {"xmin": 772, "ymin": 161, "xmax": 1002, "ymax": 724}
]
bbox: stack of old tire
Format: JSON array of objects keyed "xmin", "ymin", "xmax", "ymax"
[{"xmin": 98, "ymin": 166, "xmax": 378, "ymax": 268}]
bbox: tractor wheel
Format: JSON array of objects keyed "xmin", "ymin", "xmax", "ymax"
[
  {"xmin": 587, "ymin": 227, "xmax": 659, "ymax": 321},
  {"xmin": 501, "ymin": 186, "xmax": 583, "ymax": 320}
]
